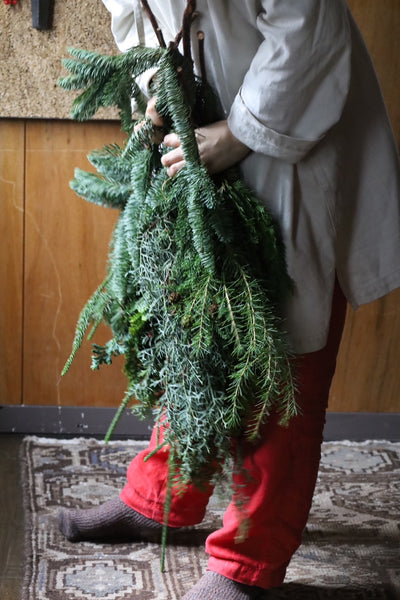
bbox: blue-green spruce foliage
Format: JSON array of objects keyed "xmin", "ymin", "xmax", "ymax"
[{"xmin": 59, "ymin": 22, "xmax": 297, "ymax": 491}]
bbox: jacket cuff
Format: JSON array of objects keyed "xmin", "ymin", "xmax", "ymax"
[
  {"xmin": 228, "ymin": 91, "xmax": 322, "ymax": 164},
  {"xmin": 136, "ymin": 67, "xmax": 158, "ymax": 99}
]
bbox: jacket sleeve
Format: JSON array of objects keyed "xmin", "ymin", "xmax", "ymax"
[
  {"xmin": 227, "ymin": 0, "xmax": 351, "ymax": 163},
  {"xmin": 101, "ymin": 0, "xmax": 159, "ymax": 102},
  {"xmin": 102, "ymin": 0, "xmax": 158, "ymax": 51}
]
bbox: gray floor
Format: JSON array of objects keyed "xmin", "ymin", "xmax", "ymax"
[{"xmin": 0, "ymin": 434, "xmax": 24, "ymax": 600}]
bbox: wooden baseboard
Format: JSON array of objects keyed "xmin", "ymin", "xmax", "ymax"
[
  {"xmin": 322, "ymin": 412, "xmax": 400, "ymax": 442},
  {"xmin": 0, "ymin": 406, "xmax": 399, "ymax": 441}
]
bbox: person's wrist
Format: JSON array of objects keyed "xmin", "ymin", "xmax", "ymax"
[{"xmin": 227, "ymin": 127, "xmax": 250, "ymax": 164}]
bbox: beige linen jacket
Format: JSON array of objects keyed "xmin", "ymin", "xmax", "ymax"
[{"xmin": 102, "ymin": 0, "xmax": 400, "ymax": 353}]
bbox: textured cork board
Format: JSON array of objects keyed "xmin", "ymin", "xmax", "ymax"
[{"xmin": 0, "ymin": 0, "xmax": 119, "ymax": 119}]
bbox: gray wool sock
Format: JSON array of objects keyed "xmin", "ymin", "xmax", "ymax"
[
  {"xmin": 58, "ymin": 496, "xmax": 164, "ymax": 542},
  {"xmin": 182, "ymin": 572, "xmax": 266, "ymax": 600}
]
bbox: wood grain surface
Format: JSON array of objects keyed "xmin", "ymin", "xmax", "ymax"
[
  {"xmin": 328, "ymin": 0, "xmax": 400, "ymax": 413},
  {"xmin": 23, "ymin": 120, "xmax": 127, "ymax": 407},
  {"xmin": 0, "ymin": 121, "xmax": 24, "ymax": 405}
]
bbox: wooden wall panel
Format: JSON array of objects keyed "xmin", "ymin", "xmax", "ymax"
[
  {"xmin": 329, "ymin": 0, "xmax": 400, "ymax": 413},
  {"xmin": 330, "ymin": 290, "xmax": 400, "ymax": 412},
  {"xmin": 23, "ymin": 121, "xmax": 127, "ymax": 407},
  {"xmin": 346, "ymin": 0, "xmax": 400, "ymax": 141},
  {"xmin": 0, "ymin": 120, "xmax": 24, "ymax": 405}
]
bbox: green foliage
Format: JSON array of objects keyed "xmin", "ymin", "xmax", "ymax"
[
  {"xmin": 59, "ymin": 46, "xmax": 166, "ymax": 132},
  {"xmin": 60, "ymin": 42, "xmax": 297, "ymax": 495}
]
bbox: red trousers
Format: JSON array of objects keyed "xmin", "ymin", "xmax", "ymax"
[{"xmin": 120, "ymin": 282, "xmax": 347, "ymax": 589}]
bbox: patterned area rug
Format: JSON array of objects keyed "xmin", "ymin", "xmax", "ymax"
[{"xmin": 21, "ymin": 437, "xmax": 400, "ymax": 600}]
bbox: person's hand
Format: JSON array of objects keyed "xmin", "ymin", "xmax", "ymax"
[
  {"xmin": 135, "ymin": 98, "xmax": 250, "ymax": 176},
  {"xmin": 134, "ymin": 97, "xmax": 164, "ymax": 144},
  {"xmin": 161, "ymin": 120, "xmax": 250, "ymax": 177},
  {"xmin": 144, "ymin": 96, "xmax": 163, "ymax": 127}
]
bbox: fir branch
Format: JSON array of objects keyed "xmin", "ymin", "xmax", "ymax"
[
  {"xmin": 70, "ymin": 169, "xmax": 131, "ymax": 209},
  {"xmin": 222, "ymin": 283, "xmax": 241, "ymax": 348},
  {"xmin": 107, "ymin": 216, "xmax": 133, "ymax": 306},
  {"xmin": 88, "ymin": 145, "xmax": 132, "ymax": 184},
  {"xmin": 104, "ymin": 390, "xmax": 134, "ymax": 443},
  {"xmin": 157, "ymin": 53, "xmax": 199, "ymax": 162},
  {"xmin": 186, "ymin": 188, "xmax": 216, "ymax": 273},
  {"xmin": 60, "ymin": 23, "xmax": 296, "ymax": 523},
  {"xmin": 59, "ymin": 46, "xmax": 167, "ymax": 131},
  {"xmin": 62, "ymin": 279, "xmax": 111, "ymax": 375},
  {"xmin": 188, "ymin": 273, "xmax": 213, "ymax": 352},
  {"xmin": 160, "ymin": 444, "xmax": 177, "ymax": 572}
]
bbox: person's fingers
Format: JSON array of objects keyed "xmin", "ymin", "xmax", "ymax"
[
  {"xmin": 145, "ymin": 97, "xmax": 164, "ymax": 127},
  {"xmin": 133, "ymin": 121, "xmax": 144, "ymax": 133},
  {"xmin": 161, "ymin": 147, "xmax": 185, "ymax": 168},
  {"xmin": 166, "ymin": 160, "xmax": 186, "ymax": 177},
  {"xmin": 161, "ymin": 140, "xmax": 186, "ymax": 177},
  {"xmin": 193, "ymin": 121, "xmax": 250, "ymax": 174},
  {"xmin": 133, "ymin": 119, "xmax": 164, "ymax": 144},
  {"xmin": 162, "ymin": 132, "xmax": 181, "ymax": 149}
]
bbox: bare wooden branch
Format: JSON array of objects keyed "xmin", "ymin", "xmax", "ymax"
[
  {"xmin": 140, "ymin": 0, "xmax": 166, "ymax": 47},
  {"xmin": 182, "ymin": 0, "xmax": 197, "ymax": 60},
  {"xmin": 197, "ymin": 30, "xmax": 207, "ymax": 83},
  {"xmin": 172, "ymin": 29, "xmax": 183, "ymax": 50}
]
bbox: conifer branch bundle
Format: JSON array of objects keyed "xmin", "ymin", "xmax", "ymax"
[{"xmin": 59, "ymin": 38, "xmax": 297, "ymax": 489}]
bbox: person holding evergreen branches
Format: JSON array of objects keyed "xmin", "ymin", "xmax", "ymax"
[{"xmin": 59, "ymin": 1, "xmax": 400, "ymax": 598}]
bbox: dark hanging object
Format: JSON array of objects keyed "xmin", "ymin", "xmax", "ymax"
[{"xmin": 32, "ymin": 0, "xmax": 55, "ymax": 30}]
